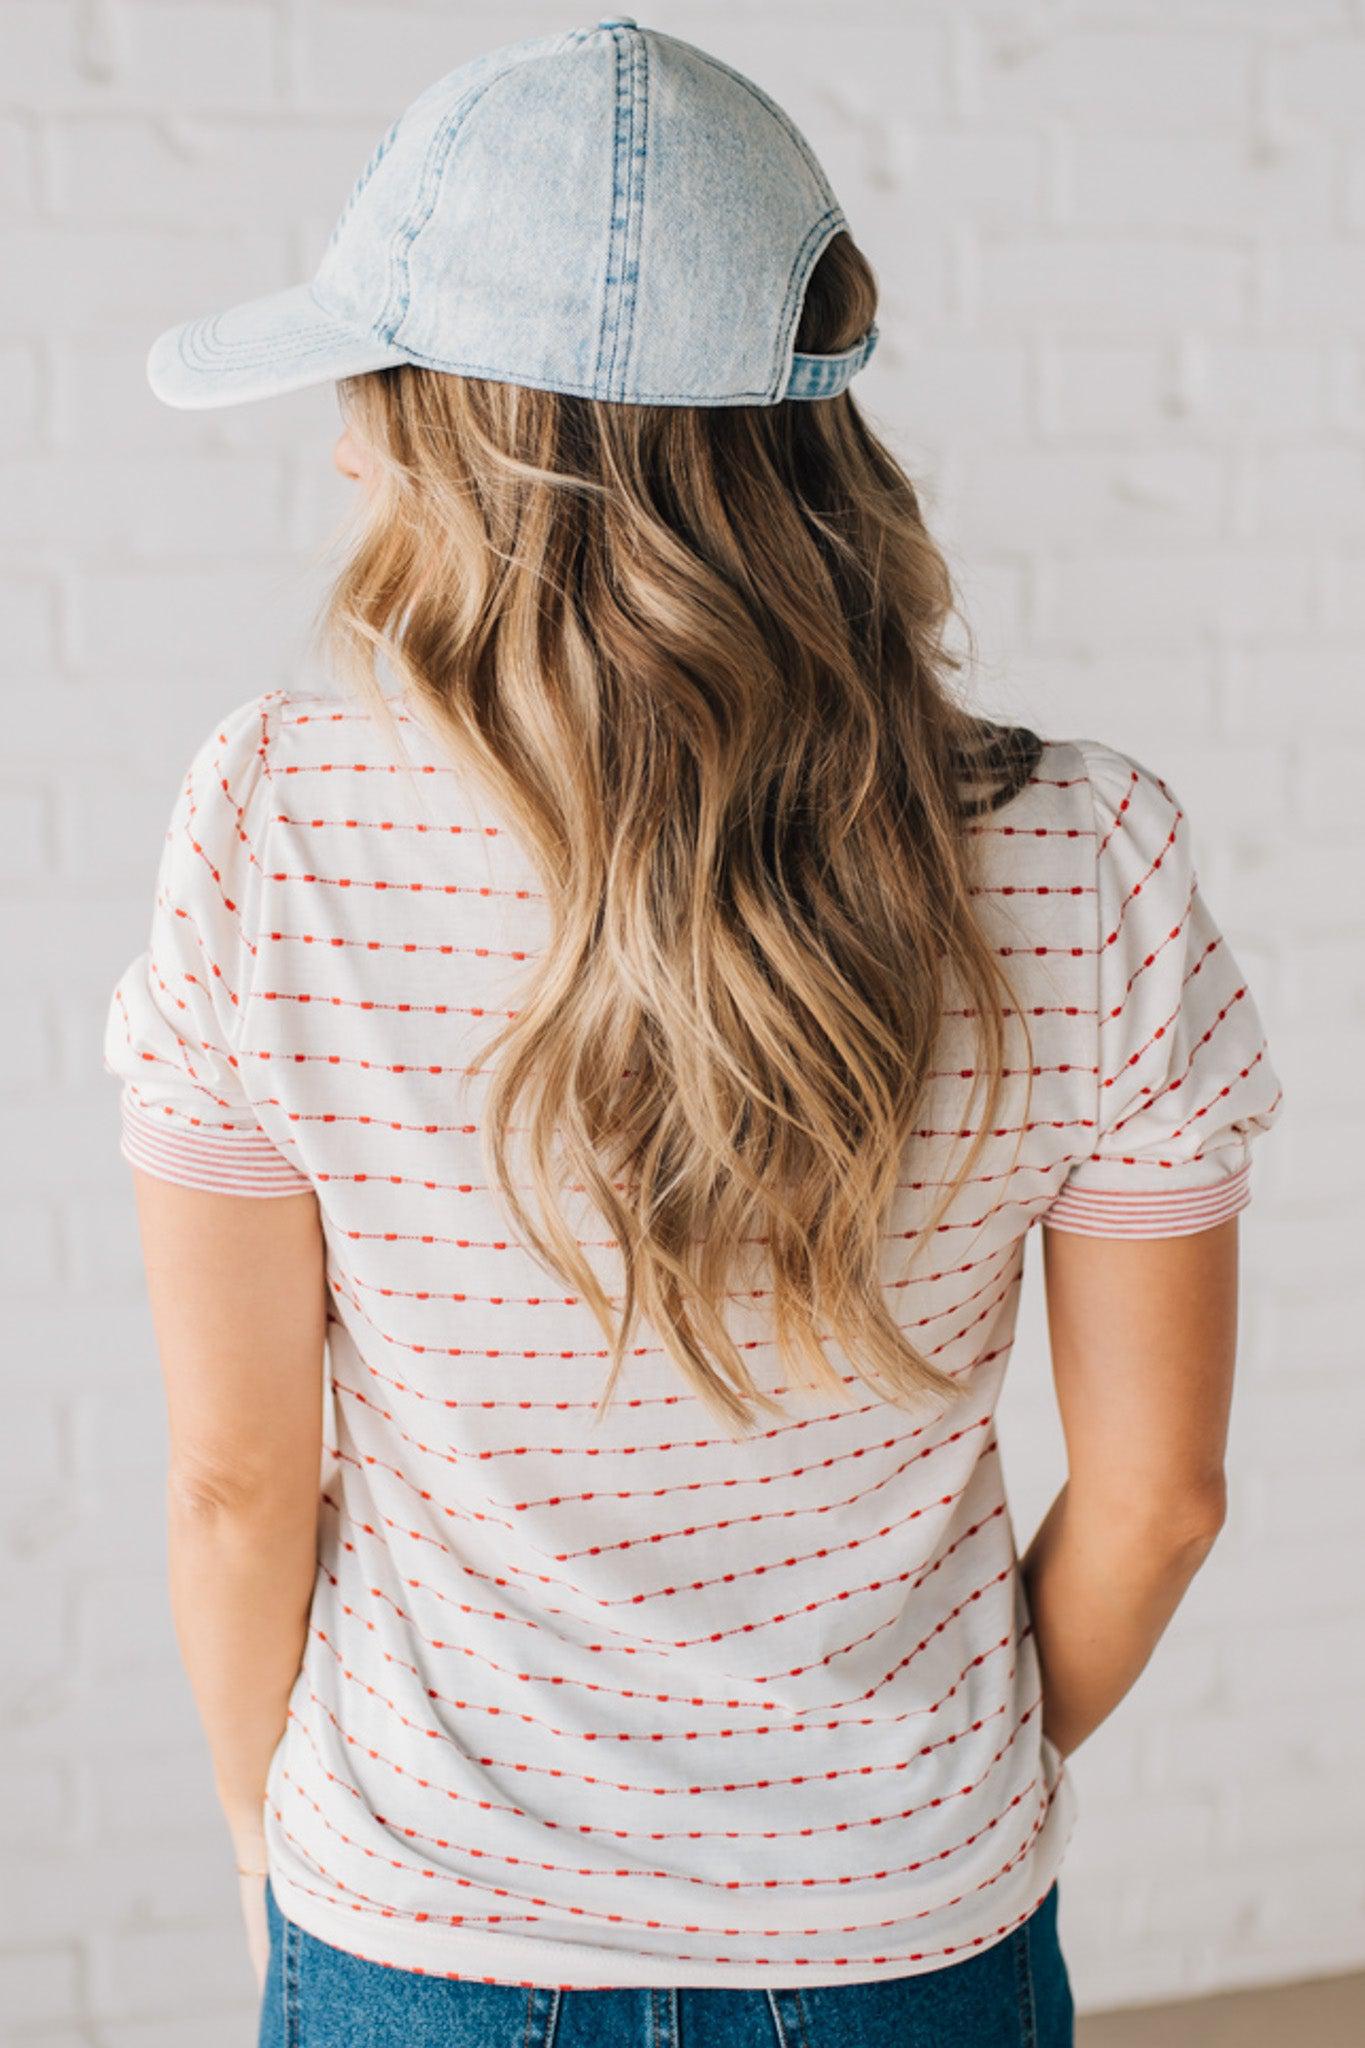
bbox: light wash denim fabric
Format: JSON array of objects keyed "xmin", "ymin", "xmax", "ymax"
[
  {"xmin": 146, "ymin": 17, "xmax": 880, "ymax": 413},
  {"xmin": 257, "ymin": 1877, "xmax": 1074, "ymax": 2048}
]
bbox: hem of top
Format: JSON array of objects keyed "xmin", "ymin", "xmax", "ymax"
[
  {"xmin": 262, "ymin": 1772, "xmax": 1078, "ymax": 1990},
  {"xmin": 118, "ymin": 1091, "xmax": 312, "ymax": 1197},
  {"xmin": 1039, "ymin": 1160, "xmax": 1251, "ymax": 1238}
]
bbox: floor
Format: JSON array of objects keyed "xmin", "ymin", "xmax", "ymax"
[{"xmin": 1080, "ymin": 1968, "xmax": 1365, "ymax": 2046}]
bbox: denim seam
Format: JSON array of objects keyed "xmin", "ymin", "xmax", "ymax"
[
  {"xmin": 1015, "ymin": 1912, "xmax": 1039, "ymax": 2048},
  {"xmin": 525, "ymin": 1983, "xmax": 561, "ymax": 2048},
  {"xmin": 649, "ymin": 1984, "xmax": 679, "ymax": 2048},
  {"xmin": 596, "ymin": 26, "xmax": 626, "ymax": 393},
  {"xmin": 282, "ymin": 1913, "xmax": 301, "ymax": 2048},
  {"xmin": 597, "ymin": 23, "xmax": 648, "ymax": 401},
  {"xmin": 763, "ymin": 1987, "xmax": 814, "ymax": 2048},
  {"xmin": 378, "ymin": 40, "xmax": 580, "ymax": 346},
  {"xmin": 324, "ymin": 110, "xmax": 404, "ymax": 262},
  {"xmin": 620, "ymin": 32, "xmax": 648, "ymax": 401},
  {"xmin": 545, "ymin": 1985, "xmax": 563, "ymax": 2048}
]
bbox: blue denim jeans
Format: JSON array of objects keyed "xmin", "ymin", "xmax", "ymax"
[{"xmin": 258, "ymin": 1877, "xmax": 1074, "ymax": 2046}]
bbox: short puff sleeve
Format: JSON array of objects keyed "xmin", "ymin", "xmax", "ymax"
[
  {"xmin": 1041, "ymin": 738, "xmax": 1284, "ymax": 1238},
  {"xmin": 102, "ymin": 692, "xmax": 312, "ymax": 1197}
]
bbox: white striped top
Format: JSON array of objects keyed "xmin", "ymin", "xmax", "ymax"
[{"xmin": 103, "ymin": 687, "xmax": 1283, "ymax": 1988}]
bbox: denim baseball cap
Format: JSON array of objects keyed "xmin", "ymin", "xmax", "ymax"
[{"xmin": 145, "ymin": 16, "xmax": 879, "ymax": 411}]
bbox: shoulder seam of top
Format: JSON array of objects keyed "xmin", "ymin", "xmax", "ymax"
[
  {"xmin": 1069, "ymin": 736, "xmax": 1105, "ymax": 1174},
  {"xmin": 228, "ymin": 688, "xmax": 291, "ymax": 1062}
]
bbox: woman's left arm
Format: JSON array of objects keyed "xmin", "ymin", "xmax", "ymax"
[{"xmin": 130, "ymin": 1169, "xmax": 328, "ymax": 1868}]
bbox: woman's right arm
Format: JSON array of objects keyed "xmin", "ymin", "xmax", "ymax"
[{"xmin": 1022, "ymin": 1214, "xmax": 1240, "ymax": 1760}]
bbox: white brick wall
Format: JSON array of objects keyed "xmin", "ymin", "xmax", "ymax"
[{"xmin": 3, "ymin": 0, "xmax": 1360, "ymax": 2037}]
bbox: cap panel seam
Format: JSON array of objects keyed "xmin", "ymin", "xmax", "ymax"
[
  {"xmin": 323, "ymin": 109, "xmax": 404, "ymax": 264},
  {"xmin": 376, "ymin": 57, "xmax": 532, "ymax": 345},
  {"xmin": 597, "ymin": 24, "xmax": 649, "ymax": 402}
]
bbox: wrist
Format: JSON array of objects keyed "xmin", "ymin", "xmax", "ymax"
[
  {"xmin": 231, "ymin": 1835, "xmax": 269, "ymax": 1876},
  {"xmin": 223, "ymin": 1806, "xmax": 269, "ymax": 1867}
]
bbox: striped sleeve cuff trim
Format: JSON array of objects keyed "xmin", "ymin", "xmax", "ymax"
[
  {"xmin": 119, "ymin": 1093, "xmax": 312, "ymax": 1198},
  {"xmin": 1041, "ymin": 1160, "xmax": 1252, "ymax": 1238}
]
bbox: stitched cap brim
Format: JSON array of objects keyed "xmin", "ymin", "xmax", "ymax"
[{"xmin": 146, "ymin": 280, "xmax": 411, "ymax": 409}]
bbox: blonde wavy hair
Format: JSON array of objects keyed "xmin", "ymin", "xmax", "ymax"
[{"xmin": 316, "ymin": 231, "xmax": 1040, "ymax": 1439}]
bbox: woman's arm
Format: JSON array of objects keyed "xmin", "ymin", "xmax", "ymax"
[
  {"xmin": 1024, "ymin": 1215, "xmax": 1240, "ymax": 1759},
  {"xmin": 129, "ymin": 1168, "xmax": 328, "ymax": 1865}
]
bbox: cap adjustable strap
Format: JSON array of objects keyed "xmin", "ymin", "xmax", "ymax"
[{"xmin": 783, "ymin": 321, "xmax": 880, "ymax": 401}]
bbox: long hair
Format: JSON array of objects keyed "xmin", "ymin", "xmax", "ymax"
[{"xmin": 315, "ymin": 231, "xmax": 1041, "ymax": 1439}]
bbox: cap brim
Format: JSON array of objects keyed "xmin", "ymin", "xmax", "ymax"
[{"xmin": 146, "ymin": 280, "xmax": 411, "ymax": 410}]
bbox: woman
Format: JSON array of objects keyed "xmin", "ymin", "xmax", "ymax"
[{"xmin": 104, "ymin": 19, "xmax": 1283, "ymax": 2048}]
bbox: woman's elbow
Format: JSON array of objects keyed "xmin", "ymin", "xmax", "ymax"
[
  {"xmin": 1162, "ymin": 1477, "xmax": 1228, "ymax": 1556},
  {"xmin": 1081, "ymin": 1470, "xmax": 1229, "ymax": 1560}
]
